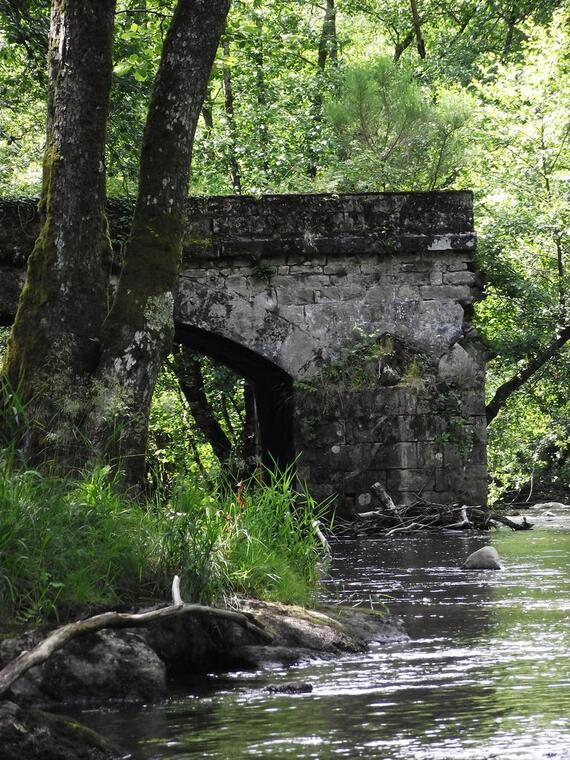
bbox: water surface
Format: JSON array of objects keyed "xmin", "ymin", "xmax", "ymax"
[{"xmin": 77, "ymin": 507, "xmax": 570, "ymax": 759}]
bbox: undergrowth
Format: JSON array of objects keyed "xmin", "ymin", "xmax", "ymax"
[{"xmin": 0, "ymin": 453, "xmax": 329, "ymax": 625}]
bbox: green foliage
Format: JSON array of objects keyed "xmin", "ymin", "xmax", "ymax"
[
  {"xmin": 321, "ymin": 56, "xmax": 473, "ymax": 191},
  {"xmin": 0, "ymin": 461, "xmax": 160, "ymax": 621},
  {"xmin": 162, "ymin": 464, "xmax": 328, "ymax": 606},
  {"xmin": 148, "ymin": 353, "xmax": 249, "ymax": 490},
  {"xmin": 0, "ymin": 454, "xmax": 328, "ymax": 623},
  {"xmin": 468, "ymin": 9, "xmax": 570, "ymax": 498}
]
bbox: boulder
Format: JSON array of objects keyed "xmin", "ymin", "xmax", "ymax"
[
  {"xmin": 0, "ymin": 700, "xmax": 122, "ymax": 760},
  {"xmin": 462, "ymin": 545, "xmax": 502, "ymax": 570},
  {"xmin": 1, "ymin": 629, "xmax": 167, "ymax": 707}
]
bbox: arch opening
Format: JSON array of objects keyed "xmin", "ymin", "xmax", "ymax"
[{"xmin": 174, "ymin": 324, "xmax": 295, "ymax": 473}]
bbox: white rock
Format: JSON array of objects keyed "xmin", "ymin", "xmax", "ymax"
[{"xmin": 462, "ymin": 545, "xmax": 502, "ymax": 570}]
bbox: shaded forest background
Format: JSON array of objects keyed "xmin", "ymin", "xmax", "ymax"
[{"xmin": 1, "ymin": 0, "xmax": 569, "ymax": 502}]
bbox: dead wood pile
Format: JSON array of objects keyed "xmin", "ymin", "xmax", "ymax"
[{"xmin": 334, "ymin": 483, "xmax": 533, "ymax": 538}]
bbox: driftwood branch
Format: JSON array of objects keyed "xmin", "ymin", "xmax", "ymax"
[
  {"xmin": 489, "ymin": 512, "xmax": 533, "ymax": 531},
  {"xmin": 0, "ymin": 577, "xmax": 272, "ymax": 699},
  {"xmin": 370, "ymin": 481, "xmax": 402, "ymax": 517}
]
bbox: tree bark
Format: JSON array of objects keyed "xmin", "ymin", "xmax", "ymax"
[
  {"xmin": 486, "ymin": 325, "xmax": 570, "ymax": 424},
  {"xmin": 87, "ymin": 0, "xmax": 231, "ymax": 483},
  {"xmin": 2, "ymin": 0, "xmax": 231, "ymax": 485},
  {"xmin": 3, "ymin": 0, "xmax": 115, "ymax": 464},
  {"xmin": 409, "ymin": 0, "xmax": 426, "ymax": 58},
  {"xmin": 317, "ymin": 0, "xmax": 337, "ymax": 71},
  {"xmin": 308, "ymin": 0, "xmax": 337, "ymax": 179}
]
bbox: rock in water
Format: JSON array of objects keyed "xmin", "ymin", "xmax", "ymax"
[
  {"xmin": 462, "ymin": 546, "xmax": 502, "ymax": 570},
  {"xmin": 265, "ymin": 681, "xmax": 313, "ymax": 694}
]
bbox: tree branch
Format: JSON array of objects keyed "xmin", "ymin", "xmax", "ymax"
[{"xmin": 486, "ymin": 325, "xmax": 570, "ymax": 424}]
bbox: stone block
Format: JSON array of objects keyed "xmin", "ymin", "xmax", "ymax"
[
  {"xmin": 443, "ymin": 270, "xmax": 478, "ymax": 286},
  {"xmin": 397, "ymin": 283, "xmax": 421, "ymax": 299},
  {"xmin": 370, "ymin": 442, "xmax": 418, "ymax": 469},
  {"xmin": 374, "ymin": 388, "xmax": 430, "ymax": 415},
  {"xmin": 342, "ymin": 469, "xmax": 387, "ymax": 495},
  {"xmin": 277, "ymin": 287, "xmax": 316, "ymax": 306},
  {"xmin": 388, "ymin": 469, "xmax": 435, "ymax": 493},
  {"xmin": 399, "ymin": 261, "xmax": 432, "ymax": 273},
  {"xmin": 364, "ymin": 285, "xmax": 396, "ymax": 305},
  {"xmin": 314, "ymin": 286, "xmax": 342, "ymax": 302},
  {"xmin": 435, "ymin": 465, "xmax": 487, "ymax": 499},
  {"xmin": 351, "ymin": 415, "xmax": 391, "ymax": 444},
  {"xmin": 402, "ymin": 414, "xmax": 447, "ymax": 441},
  {"xmin": 359, "ymin": 258, "xmax": 382, "ymax": 274},
  {"xmin": 420, "ymin": 285, "xmax": 474, "ymax": 302},
  {"xmin": 417, "ymin": 442, "xmax": 443, "ymax": 468},
  {"xmin": 289, "ymin": 264, "xmax": 323, "ymax": 274},
  {"xmin": 323, "ymin": 262, "xmax": 350, "ymax": 275}
]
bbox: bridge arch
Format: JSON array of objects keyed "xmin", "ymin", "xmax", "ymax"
[{"xmin": 174, "ymin": 323, "xmax": 295, "ymax": 471}]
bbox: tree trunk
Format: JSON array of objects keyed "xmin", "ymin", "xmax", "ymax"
[
  {"xmin": 317, "ymin": 0, "xmax": 337, "ymax": 71},
  {"xmin": 409, "ymin": 0, "xmax": 426, "ymax": 58},
  {"xmin": 308, "ymin": 0, "xmax": 337, "ymax": 179},
  {"xmin": 222, "ymin": 39, "xmax": 242, "ymax": 194},
  {"xmin": 170, "ymin": 350, "xmax": 232, "ymax": 465},
  {"xmin": 2, "ymin": 0, "xmax": 231, "ymax": 486},
  {"xmin": 3, "ymin": 0, "xmax": 115, "ymax": 465},
  {"xmin": 87, "ymin": 0, "xmax": 231, "ymax": 484}
]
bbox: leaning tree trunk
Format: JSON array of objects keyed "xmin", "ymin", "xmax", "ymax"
[
  {"xmin": 88, "ymin": 0, "xmax": 231, "ymax": 484},
  {"xmin": 3, "ymin": 0, "xmax": 115, "ymax": 464}
]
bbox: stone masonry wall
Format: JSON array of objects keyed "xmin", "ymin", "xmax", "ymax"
[{"xmin": 0, "ymin": 193, "xmax": 487, "ymax": 513}]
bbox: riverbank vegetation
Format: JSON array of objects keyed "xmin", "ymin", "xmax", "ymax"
[{"xmin": 0, "ymin": 450, "xmax": 327, "ymax": 625}]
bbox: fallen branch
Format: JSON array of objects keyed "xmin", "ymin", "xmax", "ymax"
[
  {"xmin": 0, "ymin": 576, "xmax": 272, "ymax": 700},
  {"xmin": 444, "ymin": 507, "xmax": 472, "ymax": 530},
  {"xmin": 334, "ymin": 487, "xmax": 533, "ymax": 537},
  {"xmin": 370, "ymin": 481, "xmax": 402, "ymax": 517},
  {"xmin": 489, "ymin": 512, "xmax": 533, "ymax": 531}
]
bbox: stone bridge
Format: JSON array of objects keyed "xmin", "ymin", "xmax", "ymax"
[{"xmin": 0, "ymin": 192, "xmax": 487, "ymax": 513}]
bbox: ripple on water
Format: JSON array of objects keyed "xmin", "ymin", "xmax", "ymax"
[{"xmin": 71, "ymin": 525, "xmax": 570, "ymax": 759}]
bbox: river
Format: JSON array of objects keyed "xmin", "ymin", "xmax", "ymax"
[{"xmin": 75, "ymin": 505, "xmax": 570, "ymax": 759}]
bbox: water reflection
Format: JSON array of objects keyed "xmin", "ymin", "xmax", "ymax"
[{"xmin": 75, "ymin": 513, "xmax": 570, "ymax": 759}]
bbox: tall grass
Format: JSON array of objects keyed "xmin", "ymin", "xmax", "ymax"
[{"xmin": 0, "ymin": 454, "xmax": 329, "ymax": 624}]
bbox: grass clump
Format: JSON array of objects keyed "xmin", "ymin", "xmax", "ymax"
[{"xmin": 0, "ymin": 455, "xmax": 329, "ymax": 625}]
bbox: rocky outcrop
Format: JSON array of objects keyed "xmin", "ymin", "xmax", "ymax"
[
  {"xmin": 0, "ymin": 600, "xmax": 407, "ymax": 707},
  {"xmin": 0, "ymin": 600, "xmax": 407, "ymax": 759},
  {"xmin": 0, "ymin": 629, "xmax": 167, "ymax": 707},
  {"xmin": 226, "ymin": 600, "xmax": 408, "ymax": 669},
  {"xmin": 0, "ymin": 700, "xmax": 121, "ymax": 760}
]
